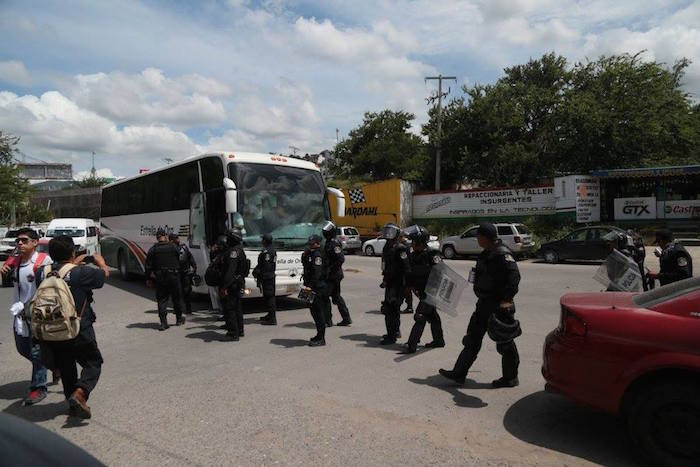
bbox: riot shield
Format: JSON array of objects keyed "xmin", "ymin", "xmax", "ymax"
[
  {"xmin": 593, "ymin": 249, "xmax": 643, "ymax": 292},
  {"xmin": 424, "ymin": 262, "xmax": 468, "ymax": 316}
]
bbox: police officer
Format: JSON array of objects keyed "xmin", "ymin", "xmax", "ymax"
[
  {"xmin": 302, "ymin": 234, "xmax": 329, "ymax": 347},
  {"xmin": 401, "ymin": 225, "xmax": 444, "ymax": 354},
  {"xmin": 602, "ymin": 231, "xmax": 638, "ymax": 292},
  {"xmin": 322, "ymin": 221, "xmax": 352, "ymax": 327},
  {"xmin": 647, "ymin": 229, "xmax": 693, "ymax": 287},
  {"xmin": 145, "ymin": 229, "xmax": 185, "ymax": 331},
  {"xmin": 170, "ymin": 233, "xmax": 197, "ymax": 314},
  {"xmin": 221, "ymin": 228, "xmax": 248, "ymax": 340},
  {"xmin": 255, "ymin": 233, "xmax": 277, "ymax": 325},
  {"xmin": 400, "ymin": 233, "xmax": 414, "ymax": 315},
  {"xmin": 379, "ymin": 223, "xmax": 411, "ymax": 345},
  {"xmin": 628, "ymin": 230, "xmax": 647, "ymax": 291},
  {"xmin": 439, "ymin": 222, "xmax": 521, "ymax": 388},
  {"xmin": 209, "ymin": 235, "xmax": 228, "ymax": 319}
]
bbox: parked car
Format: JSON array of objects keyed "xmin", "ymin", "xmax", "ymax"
[
  {"xmin": 439, "ymin": 223, "xmax": 534, "ymax": 259},
  {"xmin": 44, "ymin": 218, "xmax": 99, "ymax": 255},
  {"xmin": 537, "ymin": 226, "xmax": 630, "ymax": 264},
  {"xmin": 543, "ymin": 276, "xmax": 700, "ymax": 466},
  {"xmin": 337, "ymin": 226, "xmax": 362, "ymax": 254},
  {"xmin": 362, "ymin": 235, "xmax": 440, "ymax": 257},
  {"xmin": 0, "ymin": 229, "xmax": 20, "ymax": 260}
]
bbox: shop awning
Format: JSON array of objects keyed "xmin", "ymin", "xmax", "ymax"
[{"xmin": 591, "ymin": 164, "xmax": 700, "ymax": 178}]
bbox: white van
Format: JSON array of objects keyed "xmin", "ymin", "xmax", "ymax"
[{"xmin": 44, "ymin": 218, "xmax": 100, "ymax": 255}]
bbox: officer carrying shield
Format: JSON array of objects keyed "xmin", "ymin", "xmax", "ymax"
[
  {"xmin": 322, "ymin": 221, "xmax": 352, "ymax": 327},
  {"xmin": 379, "ymin": 223, "xmax": 411, "ymax": 345},
  {"xmin": 145, "ymin": 229, "xmax": 185, "ymax": 331},
  {"xmin": 221, "ymin": 228, "xmax": 248, "ymax": 340},
  {"xmin": 647, "ymin": 229, "xmax": 693, "ymax": 286},
  {"xmin": 301, "ymin": 234, "xmax": 329, "ymax": 346},
  {"xmin": 401, "ymin": 225, "xmax": 444, "ymax": 354},
  {"xmin": 439, "ymin": 222, "xmax": 521, "ymax": 388},
  {"xmin": 170, "ymin": 233, "xmax": 197, "ymax": 314},
  {"xmin": 255, "ymin": 233, "xmax": 277, "ymax": 325}
]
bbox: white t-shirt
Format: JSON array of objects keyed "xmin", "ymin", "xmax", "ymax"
[{"xmin": 12, "ymin": 251, "xmax": 52, "ymax": 335}]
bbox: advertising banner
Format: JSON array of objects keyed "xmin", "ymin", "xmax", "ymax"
[
  {"xmin": 413, "ymin": 186, "xmax": 555, "ymax": 219},
  {"xmin": 575, "ymin": 177, "xmax": 600, "ymax": 223},
  {"xmin": 656, "ymin": 200, "xmax": 700, "ymax": 219},
  {"xmin": 614, "ymin": 197, "xmax": 657, "ymax": 220}
]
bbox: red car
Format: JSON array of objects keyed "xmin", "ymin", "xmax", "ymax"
[{"xmin": 543, "ymin": 276, "xmax": 700, "ymax": 466}]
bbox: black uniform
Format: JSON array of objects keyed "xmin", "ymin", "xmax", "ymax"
[
  {"xmin": 324, "ymin": 238, "xmax": 351, "ymax": 326},
  {"xmin": 145, "ymin": 240, "xmax": 184, "ymax": 327},
  {"xmin": 302, "ymin": 247, "xmax": 329, "ymax": 341},
  {"xmin": 253, "ymin": 245, "xmax": 277, "ymax": 322},
  {"xmin": 657, "ymin": 242, "xmax": 693, "ymax": 286},
  {"xmin": 450, "ymin": 245, "xmax": 521, "ymax": 381},
  {"xmin": 631, "ymin": 237, "xmax": 647, "ymax": 291},
  {"xmin": 176, "ymin": 243, "xmax": 197, "ymax": 313},
  {"xmin": 405, "ymin": 248, "xmax": 444, "ymax": 351},
  {"xmin": 381, "ymin": 240, "xmax": 411, "ymax": 343},
  {"xmin": 221, "ymin": 244, "xmax": 248, "ymax": 338}
]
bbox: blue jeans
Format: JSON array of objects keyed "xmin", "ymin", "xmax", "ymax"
[{"xmin": 14, "ymin": 331, "xmax": 47, "ymax": 391}]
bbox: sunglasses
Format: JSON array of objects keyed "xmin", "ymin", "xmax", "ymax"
[{"xmin": 16, "ymin": 237, "xmax": 33, "ymax": 244}]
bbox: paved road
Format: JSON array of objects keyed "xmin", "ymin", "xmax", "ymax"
[{"xmin": 0, "ymin": 255, "xmax": 665, "ymax": 466}]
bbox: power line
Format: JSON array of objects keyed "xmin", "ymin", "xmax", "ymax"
[{"xmin": 425, "ymin": 74, "xmax": 456, "ymax": 191}]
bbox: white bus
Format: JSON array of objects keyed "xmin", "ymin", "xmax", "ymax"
[{"xmin": 100, "ymin": 152, "xmax": 345, "ymax": 299}]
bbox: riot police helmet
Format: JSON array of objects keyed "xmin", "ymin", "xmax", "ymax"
[
  {"xmin": 215, "ymin": 234, "xmax": 228, "ymax": 247},
  {"xmin": 156, "ymin": 228, "xmax": 168, "ymax": 239},
  {"xmin": 380, "ymin": 223, "xmax": 401, "ymax": 241},
  {"xmin": 654, "ymin": 228, "xmax": 673, "ymax": 244},
  {"xmin": 226, "ymin": 227, "xmax": 243, "ymax": 245},
  {"xmin": 168, "ymin": 233, "xmax": 179, "ymax": 242},
  {"xmin": 403, "ymin": 224, "xmax": 430, "ymax": 246},
  {"xmin": 321, "ymin": 221, "xmax": 337, "ymax": 240},
  {"xmin": 261, "ymin": 233, "xmax": 273, "ymax": 245},
  {"xmin": 308, "ymin": 234, "xmax": 323, "ymax": 246}
]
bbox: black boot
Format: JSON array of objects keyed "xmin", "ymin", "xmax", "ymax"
[
  {"xmin": 380, "ymin": 336, "xmax": 397, "ymax": 345},
  {"xmin": 492, "ymin": 377, "xmax": 519, "ymax": 388},
  {"xmin": 309, "ymin": 338, "xmax": 326, "ymax": 347},
  {"xmin": 158, "ymin": 316, "xmax": 169, "ymax": 331},
  {"xmin": 425, "ymin": 340, "xmax": 445, "ymax": 348},
  {"xmin": 438, "ymin": 369, "xmax": 466, "ymax": 384},
  {"xmin": 176, "ymin": 315, "xmax": 185, "ymax": 326},
  {"xmin": 399, "ymin": 344, "xmax": 417, "ymax": 354}
]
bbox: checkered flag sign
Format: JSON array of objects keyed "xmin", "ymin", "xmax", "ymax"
[{"xmin": 349, "ymin": 187, "xmax": 366, "ymax": 204}]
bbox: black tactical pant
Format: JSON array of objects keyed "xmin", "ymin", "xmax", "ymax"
[
  {"xmin": 47, "ymin": 324, "xmax": 103, "ymax": 400},
  {"xmin": 223, "ymin": 289, "xmax": 243, "ymax": 336},
  {"xmin": 637, "ymin": 262, "xmax": 648, "ymax": 291},
  {"xmin": 262, "ymin": 279, "xmax": 276, "ymax": 319},
  {"xmin": 402, "ymin": 287, "xmax": 414, "ymax": 311},
  {"xmin": 179, "ymin": 272, "xmax": 193, "ymax": 313},
  {"xmin": 310, "ymin": 291, "xmax": 329, "ymax": 340},
  {"xmin": 383, "ymin": 284, "xmax": 402, "ymax": 340},
  {"xmin": 407, "ymin": 301, "xmax": 443, "ymax": 349},
  {"xmin": 156, "ymin": 272, "xmax": 184, "ymax": 324},
  {"xmin": 452, "ymin": 298, "xmax": 519, "ymax": 380},
  {"xmin": 326, "ymin": 278, "xmax": 350, "ymax": 324}
]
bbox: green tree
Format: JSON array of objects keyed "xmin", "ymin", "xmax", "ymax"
[
  {"xmin": 0, "ymin": 131, "xmax": 30, "ymax": 225},
  {"xmin": 332, "ymin": 110, "xmax": 427, "ymax": 182},
  {"xmin": 75, "ymin": 175, "xmax": 109, "ymax": 188}
]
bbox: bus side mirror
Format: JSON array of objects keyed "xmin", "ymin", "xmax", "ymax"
[
  {"xmin": 326, "ymin": 187, "xmax": 345, "ymax": 218},
  {"xmin": 223, "ymin": 177, "xmax": 238, "ymax": 214}
]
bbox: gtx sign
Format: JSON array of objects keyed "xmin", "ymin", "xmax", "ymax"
[{"xmin": 614, "ymin": 197, "xmax": 657, "ymax": 220}]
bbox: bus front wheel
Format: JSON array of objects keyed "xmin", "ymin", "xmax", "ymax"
[{"xmin": 118, "ymin": 249, "xmax": 133, "ymax": 281}]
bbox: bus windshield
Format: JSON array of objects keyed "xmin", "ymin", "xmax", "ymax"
[
  {"xmin": 228, "ymin": 162, "xmax": 328, "ymax": 250},
  {"xmin": 46, "ymin": 229, "xmax": 85, "ymax": 238}
]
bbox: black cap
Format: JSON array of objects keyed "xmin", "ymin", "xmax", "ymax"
[
  {"xmin": 156, "ymin": 228, "xmax": 167, "ymax": 238},
  {"xmin": 477, "ymin": 222, "xmax": 498, "ymax": 240},
  {"xmin": 168, "ymin": 233, "xmax": 178, "ymax": 241},
  {"xmin": 308, "ymin": 234, "xmax": 322, "ymax": 245},
  {"xmin": 655, "ymin": 229, "xmax": 673, "ymax": 243},
  {"xmin": 261, "ymin": 233, "xmax": 273, "ymax": 244},
  {"xmin": 215, "ymin": 234, "xmax": 228, "ymax": 246}
]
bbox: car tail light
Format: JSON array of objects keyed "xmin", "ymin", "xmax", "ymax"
[
  {"xmin": 560, "ymin": 305, "xmax": 587, "ymax": 337},
  {"xmin": 514, "ymin": 236, "xmax": 522, "ymax": 243},
  {"xmin": 339, "ymin": 236, "xmax": 346, "ymax": 241}
]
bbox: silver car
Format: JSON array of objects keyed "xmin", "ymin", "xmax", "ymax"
[
  {"xmin": 440, "ymin": 223, "xmax": 534, "ymax": 259},
  {"xmin": 337, "ymin": 226, "xmax": 362, "ymax": 254}
]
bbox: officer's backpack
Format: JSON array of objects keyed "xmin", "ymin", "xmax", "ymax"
[
  {"xmin": 29, "ymin": 264, "xmax": 83, "ymax": 341},
  {"xmin": 204, "ymin": 255, "xmax": 226, "ymax": 287}
]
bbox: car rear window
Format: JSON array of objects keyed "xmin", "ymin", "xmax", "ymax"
[
  {"xmin": 345, "ymin": 228, "xmax": 359, "ymax": 236},
  {"xmin": 515, "ymin": 224, "xmax": 530, "ymax": 234},
  {"xmin": 5, "ymin": 230, "xmax": 19, "ymax": 238},
  {"xmin": 633, "ymin": 276, "xmax": 700, "ymax": 308},
  {"xmin": 497, "ymin": 226, "xmax": 513, "ymax": 236}
]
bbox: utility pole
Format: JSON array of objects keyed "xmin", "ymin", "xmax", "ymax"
[
  {"xmin": 425, "ymin": 74, "xmax": 456, "ymax": 191},
  {"xmin": 91, "ymin": 151, "xmax": 96, "ymax": 178},
  {"xmin": 288, "ymin": 145, "xmax": 299, "ymax": 157},
  {"xmin": 336, "ymin": 128, "xmax": 339, "ymax": 145}
]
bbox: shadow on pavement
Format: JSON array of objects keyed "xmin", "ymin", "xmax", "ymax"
[
  {"xmin": 365, "ymin": 309, "xmax": 383, "ymax": 315},
  {"xmin": 409, "ymin": 375, "xmax": 488, "ymax": 408},
  {"xmin": 283, "ymin": 321, "xmax": 316, "ymax": 330},
  {"xmin": 339, "ymin": 333, "xmax": 400, "ymax": 350},
  {"xmin": 125, "ymin": 322, "xmax": 162, "ymax": 331},
  {"xmin": 269, "ymin": 338, "xmax": 309, "ymax": 348},
  {"xmin": 393, "ymin": 347, "xmax": 439, "ymax": 362},
  {"xmin": 503, "ymin": 391, "xmax": 634, "ymax": 466},
  {"xmin": 0, "ymin": 381, "xmax": 30, "ymax": 400},
  {"xmin": 2, "ymin": 400, "xmax": 70, "ymax": 423},
  {"xmin": 184, "ymin": 331, "xmax": 234, "ymax": 342}
]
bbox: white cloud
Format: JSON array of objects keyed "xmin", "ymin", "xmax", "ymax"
[
  {"xmin": 0, "ymin": 60, "xmax": 31, "ymax": 86},
  {"xmin": 68, "ymin": 68, "xmax": 228, "ymax": 128},
  {"xmin": 74, "ymin": 168, "xmax": 119, "ymax": 180}
]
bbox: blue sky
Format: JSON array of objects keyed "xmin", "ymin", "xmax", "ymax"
[{"xmin": 1, "ymin": 0, "xmax": 698, "ymax": 179}]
